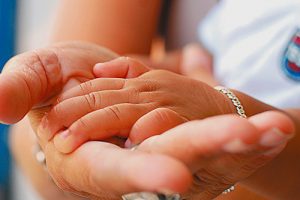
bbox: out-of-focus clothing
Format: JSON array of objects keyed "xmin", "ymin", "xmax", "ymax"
[{"xmin": 199, "ymin": 0, "xmax": 300, "ymax": 108}]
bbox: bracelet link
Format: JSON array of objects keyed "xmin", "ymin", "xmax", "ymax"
[{"xmin": 214, "ymin": 86, "xmax": 247, "ymax": 118}]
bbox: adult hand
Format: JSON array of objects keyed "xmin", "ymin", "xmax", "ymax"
[
  {"xmin": 180, "ymin": 44, "xmax": 217, "ymax": 86},
  {"xmin": 1, "ymin": 42, "xmax": 294, "ymax": 200},
  {"xmin": 90, "ymin": 58, "xmax": 295, "ymax": 199},
  {"xmin": 0, "ymin": 41, "xmax": 118, "ymax": 125},
  {"xmin": 135, "ymin": 111, "xmax": 294, "ymax": 199},
  {"xmin": 0, "ymin": 42, "xmax": 191, "ymax": 199}
]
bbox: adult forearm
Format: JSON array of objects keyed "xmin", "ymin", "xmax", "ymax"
[
  {"xmin": 9, "ymin": 119, "xmax": 86, "ymax": 200},
  {"xmin": 51, "ymin": 0, "xmax": 162, "ymax": 55}
]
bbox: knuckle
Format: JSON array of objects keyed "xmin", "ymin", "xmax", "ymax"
[
  {"xmin": 50, "ymin": 105, "xmax": 65, "ymax": 125},
  {"xmin": 142, "ymin": 80, "xmax": 159, "ymax": 91},
  {"xmin": 128, "ymin": 79, "xmax": 158, "ymax": 92},
  {"xmin": 153, "ymin": 108, "xmax": 171, "ymax": 122},
  {"xmin": 79, "ymin": 81, "xmax": 94, "ymax": 94},
  {"xmin": 75, "ymin": 117, "xmax": 90, "ymax": 130},
  {"xmin": 83, "ymin": 92, "xmax": 98, "ymax": 110},
  {"xmin": 126, "ymin": 87, "xmax": 140, "ymax": 103},
  {"xmin": 121, "ymin": 79, "xmax": 127, "ymax": 90},
  {"xmin": 31, "ymin": 49, "xmax": 62, "ymax": 93},
  {"xmin": 104, "ymin": 106, "xmax": 122, "ymax": 121}
]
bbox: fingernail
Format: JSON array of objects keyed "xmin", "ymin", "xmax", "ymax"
[
  {"xmin": 223, "ymin": 138, "xmax": 251, "ymax": 153},
  {"xmin": 124, "ymin": 139, "xmax": 132, "ymax": 148},
  {"xmin": 94, "ymin": 63, "xmax": 103, "ymax": 68},
  {"xmin": 93, "ymin": 63, "xmax": 104, "ymax": 75},
  {"xmin": 37, "ymin": 117, "xmax": 52, "ymax": 140},
  {"xmin": 260, "ymin": 128, "xmax": 293, "ymax": 147},
  {"xmin": 59, "ymin": 129, "xmax": 70, "ymax": 139}
]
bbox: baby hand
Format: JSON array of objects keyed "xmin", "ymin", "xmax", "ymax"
[{"xmin": 40, "ymin": 57, "xmax": 234, "ymax": 153}]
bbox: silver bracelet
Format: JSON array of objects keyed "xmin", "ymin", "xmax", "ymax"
[
  {"xmin": 215, "ymin": 86, "xmax": 247, "ymax": 194},
  {"xmin": 222, "ymin": 185, "xmax": 235, "ymax": 194},
  {"xmin": 214, "ymin": 86, "xmax": 247, "ymax": 118}
]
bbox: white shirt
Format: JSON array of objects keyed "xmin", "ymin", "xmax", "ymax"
[{"xmin": 199, "ymin": 0, "xmax": 300, "ymax": 108}]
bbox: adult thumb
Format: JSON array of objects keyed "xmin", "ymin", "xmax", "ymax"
[{"xmin": 0, "ymin": 49, "xmax": 63, "ymax": 124}]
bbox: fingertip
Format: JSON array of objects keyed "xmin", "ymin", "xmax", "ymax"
[
  {"xmin": 0, "ymin": 75, "xmax": 30, "ymax": 124},
  {"xmin": 181, "ymin": 43, "xmax": 213, "ymax": 74},
  {"xmin": 93, "ymin": 63, "xmax": 108, "ymax": 78},
  {"xmin": 124, "ymin": 139, "xmax": 133, "ymax": 148},
  {"xmin": 93, "ymin": 57, "xmax": 129, "ymax": 78},
  {"xmin": 259, "ymin": 128, "xmax": 293, "ymax": 148},
  {"xmin": 249, "ymin": 111, "xmax": 295, "ymax": 136},
  {"xmin": 53, "ymin": 130, "xmax": 78, "ymax": 154},
  {"xmin": 93, "ymin": 57, "xmax": 150, "ymax": 78}
]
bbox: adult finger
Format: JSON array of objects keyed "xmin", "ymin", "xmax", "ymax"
[
  {"xmin": 93, "ymin": 57, "xmax": 150, "ymax": 78},
  {"xmin": 125, "ymin": 108, "xmax": 187, "ymax": 148},
  {"xmin": 138, "ymin": 112, "xmax": 294, "ymax": 172},
  {"xmin": 180, "ymin": 44, "xmax": 217, "ymax": 86},
  {"xmin": 181, "ymin": 44, "xmax": 213, "ymax": 75},
  {"xmin": 53, "ymin": 103, "xmax": 157, "ymax": 153},
  {"xmin": 134, "ymin": 112, "xmax": 294, "ymax": 199},
  {"xmin": 248, "ymin": 111, "xmax": 295, "ymax": 137},
  {"xmin": 44, "ymin": 141, "xmax": 192, "ymax": 198},
  {"xmin": 0, "ymin": 42, "xmax": 117, "ymax": 124},
  {"xmin": 0, "ymin": 50, "xmax": 62, "ymax": 124}
]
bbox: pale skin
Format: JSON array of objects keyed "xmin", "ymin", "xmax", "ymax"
[{"xmin": 8, "ymin": 0, "xmax": 300, "ymax": 199}]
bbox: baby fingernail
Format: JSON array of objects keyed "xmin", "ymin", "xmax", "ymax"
[
  {"xmin": 223, "ymin": 139, "xmax": 250, "ymax": 153},
  {"xmin": 37, "ymin": 118, "xmax": 52, "ymax": 140},
  {"xmin": 59, "ymin": 130, "xmax": 70, "ymax": 139},
  {"xmin": 125, "ymin": 139, "xmax": 132, "ymax": 148},
  {"xmin": 94, "ymin": 63, "xmax": 102, "ymax": 67},
  {"xmin": 260, "ymin": 128, "xmax": 293, "ymax": 147}
]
